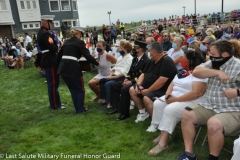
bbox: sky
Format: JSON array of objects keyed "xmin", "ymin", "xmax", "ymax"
[{"xmin": 77, "ymin": 0, "xmax": 239, "ymax": 27}]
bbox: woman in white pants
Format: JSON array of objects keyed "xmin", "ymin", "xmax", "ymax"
[{"xmin": 147, "ymin": 49, "xmax": 208, "ymax": 155}]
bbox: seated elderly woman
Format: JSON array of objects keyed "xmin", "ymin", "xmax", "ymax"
[
  {"xmin": 167, "ymin": 36, "xmax": 185, "ymax": 71},
  {"xmin": 99, "ymin": 41, "xmax": 133, "ymax": 110},
  {"xmin": 88, "ymin": 41, "xmax": 117, "ymax": 101},
  {"xmin": 147, "ymin": 50, "xmax": 207, "ymax": 155}
]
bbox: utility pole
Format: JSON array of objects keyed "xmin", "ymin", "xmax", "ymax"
[
  {"xmin": 221, "ymin": 0, "xmax": 224, "ymax": 12},
  {"xmin": 107, "ymin": 11, "xmax": 111, "ymax": 25},
  {"xmin": 183, "ymin": 6, "xmax": 186, "ymax": 15},
  {"xmin": 194, "ymin": 0, "xmax": 196, "ymax": 15}
]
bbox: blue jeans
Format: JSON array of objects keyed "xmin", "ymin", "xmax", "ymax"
[
  {"xmin": 100, "ymin": 77, "xmax": 125, "ymax": 104},
  {"xmin": 61, "ymin": 75, "xmax": 86, "ymax": 113},
  {"xmin": 45, "ymin": 67, "xmax": 61, "ymax": 109}
]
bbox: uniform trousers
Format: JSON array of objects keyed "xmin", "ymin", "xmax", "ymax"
[
  {"xmin": 61, "ymin": 75, "xmax": 86, "ymax": 113},
  {"xmin": 45, "ymin": 67, "xmax": 61, "ymax": 109},
  {"xmin": 110, "ymin": 83, "xmax": 133, "ymax": 115}
]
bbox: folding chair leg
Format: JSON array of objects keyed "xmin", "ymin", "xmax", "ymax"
[
  {"xmin": 194, "ymin": 127, "xmax": 202, "ymax": 144},
  {"xmin": 202, "ymin": 133, "xmax": 208, "ymax": 147}
]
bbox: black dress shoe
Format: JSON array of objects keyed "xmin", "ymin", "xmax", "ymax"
[
  {"xmin": 116, "ymin": 114, "xmax": 130, "ymax": 121},
  {"xmin": 83, "ymin": 108, "xmax": 88, "ymax": 112},
  {"xmin": 77, "ymin": 108, "xmax": 88, "ymax": 114},
  {"xmin": 107, "ymin": 109, "xmax": 118, "ymax": 115}
]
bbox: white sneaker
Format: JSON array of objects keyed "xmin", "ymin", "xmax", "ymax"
[
  {"xmin": 135, "ymin": 112, "xmax": 149, "ymax": 123},
  {"xmin": 146, "ymin": 124, "xmax": 158, "ymax": 132}
]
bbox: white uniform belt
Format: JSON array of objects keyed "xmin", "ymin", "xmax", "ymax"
[
  {"xmin": 62, "ymin": 56, "xmax": 80, "ymax": 62},
  {"xmin": 41, "ymin": 50, "xmax": 49, "ymax": 53}
]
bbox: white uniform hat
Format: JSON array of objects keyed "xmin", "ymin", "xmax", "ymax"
[
  {"xmin": 11, "ymin": 46, "xmax": 16, "ymax": 49},
  {"xmin": 41, "ymin": 15, "xmax": 55, "ymax": 21},
  {"xmin": 71, "ymin": 26, "xmax": 85, "ymax": 33}
]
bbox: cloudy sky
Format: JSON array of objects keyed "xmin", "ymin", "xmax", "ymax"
[{"xmin": 77, "ymin": 0, "xmax": 238, "ymax": 27}]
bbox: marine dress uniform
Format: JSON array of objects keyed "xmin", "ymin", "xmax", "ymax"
[
  {"xmin": 57, "ymin": 26, "xmax": 99, "ymax": 113},
  {"xmin": 109, "ymin": 41, "xmax": 150, "ymax": 120},
  {"xmin": 37, "ymin": 15, "xmax": 62, "ymax": 109}
]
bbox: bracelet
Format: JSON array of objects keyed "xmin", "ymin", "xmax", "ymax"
[{"xmin": 237, "ymin": 89, "xmax": 240, "ymax": 97}]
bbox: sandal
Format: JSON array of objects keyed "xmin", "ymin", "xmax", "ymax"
[
  {"xmin": 148, "ymin": 144, "xmax": 168, "ymax": 155},
  {"xmin": 91, "ymin": 96, "xmax": 99, "ymax": 102},
  {"xmin": 152, "ymin": 135, "xmax": 161, "ymax": 144}
]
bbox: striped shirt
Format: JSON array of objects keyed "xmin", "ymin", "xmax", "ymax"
[{"xmin": 199, "ymin": 57, "xmax": 240, "ymax": 113}]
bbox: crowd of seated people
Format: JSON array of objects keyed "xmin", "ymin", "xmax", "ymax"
[
  {"xmin": 0, "ymin": 33, "xmax": 35, "ymax": 70},
  {"xmin": 87, "ymin": 17, "xmax": 240, "ymax": 159},
  {"xmin": 1, "ymin": 10, "xmax": 240, "ymax": 159}
]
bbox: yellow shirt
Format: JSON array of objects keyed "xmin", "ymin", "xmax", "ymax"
[
  {"xmin": 188, "ymin": 28, "xmax": 195, "ymax": 36},
  {"xmin": 18, "ymin": 37, "xmax": 24, "ymax": 42},
  {"xmin": 210, "ymin": 34, "xmax": 216, "ymax": 40}
]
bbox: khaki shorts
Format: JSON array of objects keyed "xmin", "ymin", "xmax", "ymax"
[{"xmin": 189, "ymin": 104, "xmax": 240, "ymax": 136}]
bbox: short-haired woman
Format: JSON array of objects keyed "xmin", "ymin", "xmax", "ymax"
[
  {"xmin": 99, "ymin": 41, "xmax": 133, "ymax": 110},
  {"xmin": 167, "ymin": 36, "xmax": 185, "ymax": 71}
]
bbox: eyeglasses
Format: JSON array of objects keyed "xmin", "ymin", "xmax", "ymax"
[{"xmin": 202, "ymin": 42, "xmax": 209, "ymax": 45}]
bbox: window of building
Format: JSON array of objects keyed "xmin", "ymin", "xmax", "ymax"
[
  {"xmin": 72, "ymin": 0, "xmax": 77, "ymax": 11},
  {"xmin": 26, "ymin": 1, "xmax": 31, "ymax": 9},
  {"xmin": 20, "ymin": 1, "xmax": 25, "ymax": 9},
  {"xmin": 73, "ymin": 21, "xmax": 77, "ymax": 26},
  {"xmin": 61, "ymin": 0, "xmax": 70, "ymax": 11},
  {"xmin": 32, "ymin": 1, "xmax": 36, "ymax": 9},
  {"xmin": 49, "ymin": 0, "xmax": 59, "ymax": 11},
  {"xmin": 0, "ymin": 0, "xmax": 7, "ymax": 10},
  {"xmin": 22, "ymin": 22, "xmax": 40, "ymax": 30},
  {"xmin": 53, "ymin": 21, "xmax": 60, "ymax": 27}
]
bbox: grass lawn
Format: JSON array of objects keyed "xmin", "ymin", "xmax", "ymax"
[{"xmin": 0, "ymin": 61, "xmax": 234, "ymax": 160}]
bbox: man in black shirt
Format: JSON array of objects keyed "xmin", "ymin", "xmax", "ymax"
[
  {"xmin": 129, "ymin": 42, "xmax": 177, "ymax": 123},
  {"xmin": 161, "ymin": 32, "xmax": 172, "ymax": 52}
]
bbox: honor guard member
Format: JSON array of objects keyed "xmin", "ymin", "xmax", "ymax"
[
  {"xmin": 109, "ymin": 40, "xmax": 150, "ymax": 120},
  {"xmin": 37, "ymin": 15, "xmax": 64, "ymax": 109},
  {"xmin": 57, "ymin": 26, "xmax": 99, "ymax": 114}
]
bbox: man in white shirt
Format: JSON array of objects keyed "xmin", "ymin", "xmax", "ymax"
[
  {"xmin": 16, "ymin": 42, "xmax": 30, "ymax": 70},
  {"xmin": 25, "ymin": 33, "xmax": 33, "ymax": 52}
]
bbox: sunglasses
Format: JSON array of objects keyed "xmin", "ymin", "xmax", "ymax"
[{"xmin": 202, "ymin": 42, "xmax": 209, "ymax": 45}]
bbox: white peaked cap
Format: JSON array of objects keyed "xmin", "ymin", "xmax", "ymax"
[
  {"xmin": 41, "ymin": 15, "xmax": 55, "ymax": 21},
  {"xmin": 71, "ymin": 26, "xmax": 85, "ymax": 33}
]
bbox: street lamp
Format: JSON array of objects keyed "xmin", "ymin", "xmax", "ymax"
[
  {"xmin": 194, "ymin": 0, "xmax": 196, "ymax": 15},
  {"xmin": 107, "ymin": 11, "xmax": 111, "ymax": 25},
  {"xmin": 183, "ymin": 6, "xmax": 186, "ymax": 15},
  {"xmin": 221, "ymin": 0, "xmax": 224, "ymax": 12}
]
